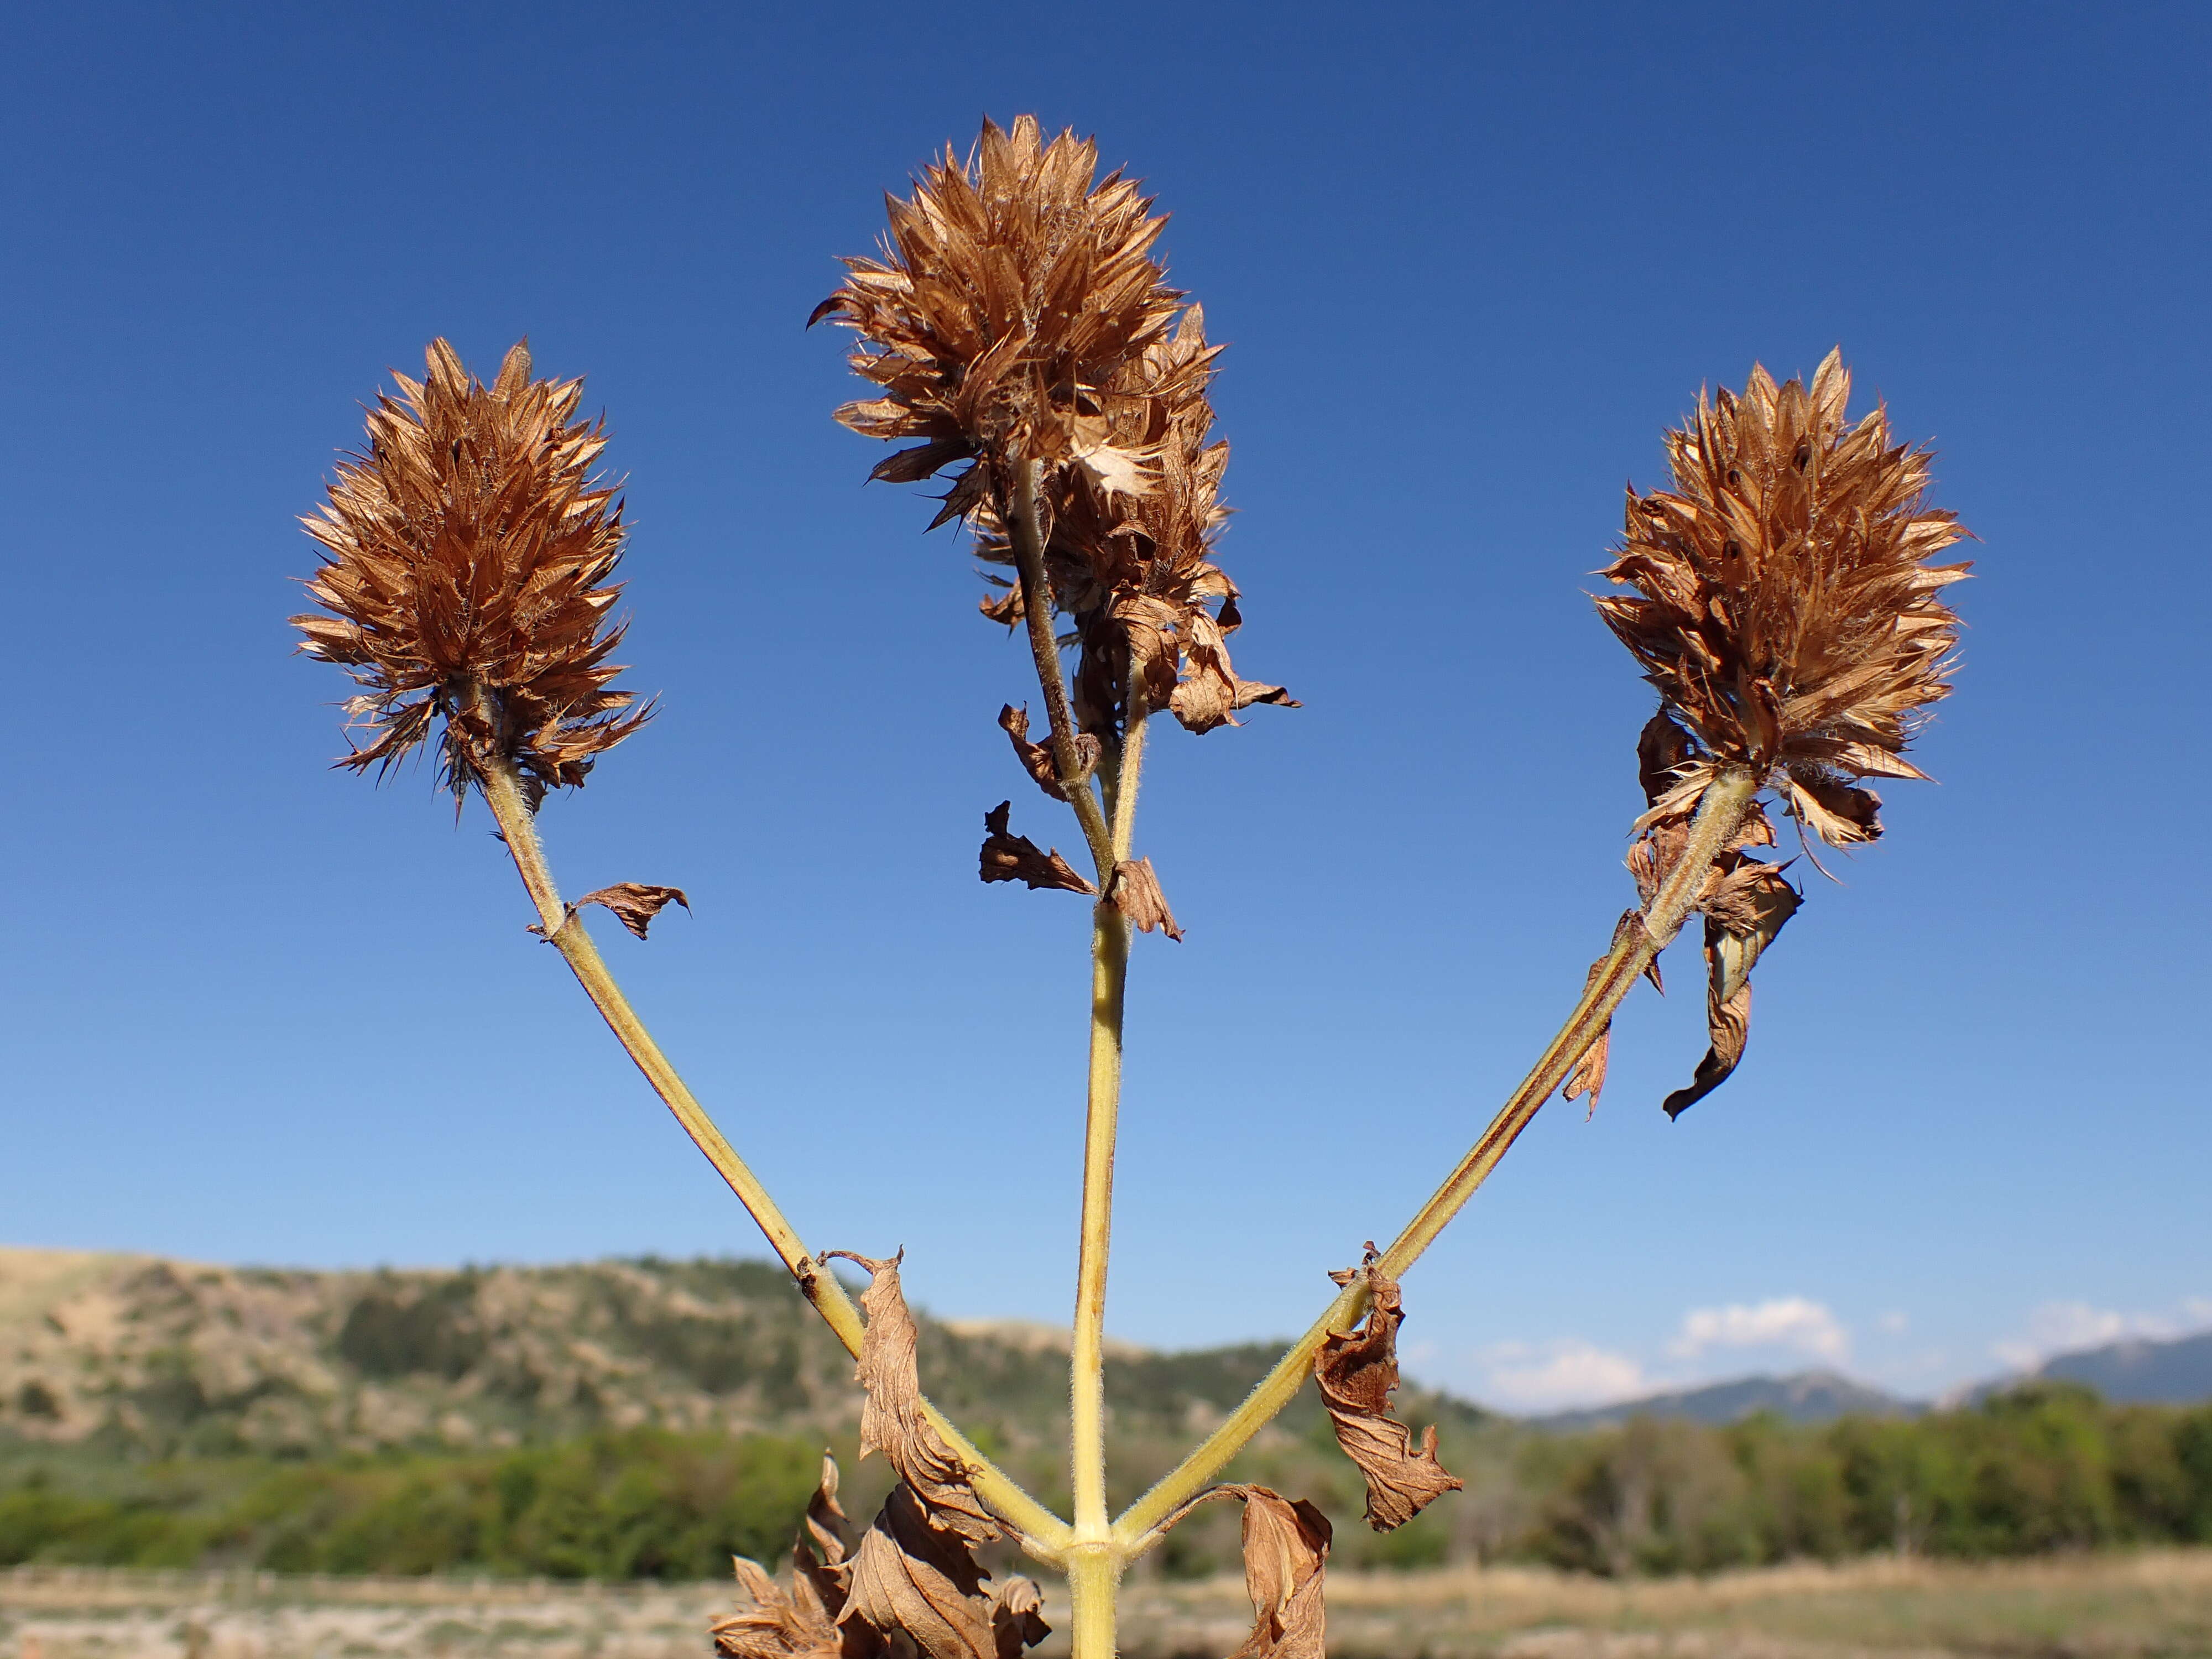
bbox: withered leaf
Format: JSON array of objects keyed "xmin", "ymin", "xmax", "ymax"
[
  {"xmin": 1111, "ymin": 856, "xmax": 1183, "ymax": 941},
  {"xmin": 817, "ymin": 1250, "xmax": 999, "ymax": 1545},
  {"xmin": 842, "ymin": 1483, "xmax": 997, "ymax": 1659},
  {"xmin": 713, "ymin": 1454, "xmax": 849, "ymax": 1659},
  {"xmin": 997, "ymin": 705, "xmax": 1099, "ymax": 802},
  {"xmin": 839, "ymin": 1485, "xmax": 1048, "ymax": 1659},
  {"xmin": 1225, "ymin": 1486, "xmax": 1331, "ymax": 1659},
  {"xmin": 989, "ymin": 1577, "xmax": 1050, "ymax": 1659},
  {"xmin": 1636, "ymin": 708, "xmax": 1698, "ymax": 806},
  {"xmin": 570, "ymin": 883, "xmax": 691, "ymax": 941},
  {"xmin": 1664, "ymin": 862, "xmax": 1799, "ymax": 1120},
  {"xmin": 713, "ymin": 1554, "xmax": 839, "ymax": 1659},
  {"xmin": 794, "ymin": 1451, "xmax": 851, "ymax": 1615},
  {"xmin": 1314, "ymin": 1249, "xmax": 1463, "ymax": 1531},
  {"xmin": 978, "ymin": 802, "xmax": 1097, "ymax": 896},
  {"xmin": 1562, "ymin": 912, "xmax": 1660, "ymax": 1119},
  {"xmin": 1662, "ymin": 978, "xmax": 1752, "ymax": 1121}
]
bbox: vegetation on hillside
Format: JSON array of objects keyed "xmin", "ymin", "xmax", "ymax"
[{"xmin": 5, "ymin": 1385, "xmax": 2208, "ymax": 1582}]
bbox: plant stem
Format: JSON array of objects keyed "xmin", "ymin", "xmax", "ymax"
[
  {"xmin": 463, "ymin": 717, "xmax": 1072, "ymax": 1563},
  {"xmin": 1065, "ymin": 1539, "xmax": 1120, "ymax": 1659},
  {"xmin": 1070, "ymin": 901, "xmax": 1130, "ymax": 1549},
  {"xmin": 1067, "ymin": 697, "xmax": 1153, "ymax": 1659},
  {"xmin": 1006, "ymin": 460, "xmax": 1115, "ymax": 879},
  {"xmin": 1111, "ymin": 770, "xmax": 1760, "ymax": 1553}
]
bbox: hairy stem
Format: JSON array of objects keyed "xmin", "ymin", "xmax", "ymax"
[
  {"xmin": 1065, "ymin": 1542, "xmax": 1119, "ymax": 1659},
  {"xmin": 1113, "ymin": 770, "xmax": 1761, "ymax": 1552},
  {"xmin": 463, "ymin": 712, "xmax": 1071, "ymax": 1562},
  {"xmin": 1006, "ymin": 460, "xmax": 1115, "ymax": 879},
  {"xmin": 1071, "ymin": 901, "xmax": 1130, "ymax": 1554},
  {"xmin": 1070, "ymin": 709, "xmax": 1150, "ymax": 1659}
]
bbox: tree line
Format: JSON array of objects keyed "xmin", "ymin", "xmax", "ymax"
[{"xmin": 2, "ymin": 1384, "xmax": 2208, "ymax": 1581}]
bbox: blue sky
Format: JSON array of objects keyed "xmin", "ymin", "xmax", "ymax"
[{"xmin": 4, "ymin": 2, "xmax": 2206, "ymax": 1412}]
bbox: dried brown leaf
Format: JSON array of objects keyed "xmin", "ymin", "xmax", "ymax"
[
  {"xmin": 1663, "ymin": 860, "xmax": 1799, "ymax": 1119},
  {"xmin": 1314, "ymin": 1249, "xmax": 1463, "ymax": 1531},
  {"xmin": 841, "ymin": 1483, "xmax": 998, "ymax": 1659},
  {"xmin": 989, "ymin": 1578, "xmax": 1050, "ymax": 1659},
  {"xmin": 570, "ymin": 883, "xmax": 691, "ymax": 941},
  {"xmin": 1662, "ymin": 979, "xmax": 1752, "ymax": 1122},
  {"xmin": 838, "ymin": 1486, "xmax": 1048, "ymax": 1659},
  {"xmin": 997, "ymin": 705, "xmax": 1099, "ymax": 802},
  {"xmin": 978, "ymin": 802, "xmax": 1097, "ymax": 896},
  {"xmin": 817, "ymin": 1251, "xmax": 999, "ymax": 1545},
  {"xmin": 713, "ymin": 1454, "xmax": 849, "ymax": 1659},
  {"xmin": 1111, "ymin": 857, "xmax": 1183, "ymax": 941},
  {"xmin": 1561, "ymin": 913, "xmax": 1651, "ymax": 1118},
  {"xmin": 1224, "ymin": 1486, "xmax": 1331, "ymax": 1659}
]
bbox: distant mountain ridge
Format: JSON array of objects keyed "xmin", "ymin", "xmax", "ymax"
[
  {"xmin": 1527, "ymin": 1370, "xmax": 1912, "ymax": 1433},
  {"xmin": 2020, "ymin": 1329, "xmax": 2212, "ymax": 1405}
]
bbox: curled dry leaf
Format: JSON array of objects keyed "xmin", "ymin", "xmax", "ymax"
[
  {"xmin": 1316, "ymin": 1248, "xmax": 1463, "ymax": 1531},
  {"xmin": 1111, "ymin": 856, "xmax": 1183, "ymax": 941},
  {"xmin": 713, "ymin": 1453, "xmax": 848, "ymax": 1659},
  {"xmin": 1562, "ymin": 912, "xmax": 1655, "ymax": 1118},
  {"xmin": 841, "ymin": 1484, "xmax": 1051, "ymax": 1659},
  {"xmin": 817, "ymin": 1250, "xmax": 998, "ymax": 1545},
  {"xmin": 843, "ymin": 1483, "xmax": 994, "ymax": 1659},
  {"xmin": 1224, "ymin": 1486, "xmax": 1331, "ymax": 1659},
  {"xmin": 978, "ymin": 802, "xmax": 1097, "ymax": 896},
  {"xmin": 1663, "ymin": 859, "xmax": 1801, "ymax": 1120},
  {"xmin": 569, "ymin": 883, "xmax": 691, "ymax": 941},
  {"xmin": 997, "ymin": 705, "xmax": 1099, "ymax": 802},
  {"xmin": 988, "ymin": 1576, "xmax": 1050, "ymax": 1659}
]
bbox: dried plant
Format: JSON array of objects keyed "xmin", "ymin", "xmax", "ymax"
[
  {"xmin": 292, "ymin": 339, "xmax": 651, "ymax": 805},
  {"xmin": 295, "ymin": 121, "xmax": 1971, "ymax": 1659}
]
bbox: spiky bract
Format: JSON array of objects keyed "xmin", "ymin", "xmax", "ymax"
[
  {"xmin": 816, "ymin": 117, "xmax": 1290, "ymax": 741},
  {"xmin": 293, "ymin": 340, "xmax": 650, "ymax": 801},
  {"xmin": 1599, "ymin": 349, "xmax": 1969, "ymax": 846}
]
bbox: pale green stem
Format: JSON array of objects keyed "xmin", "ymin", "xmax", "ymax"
[
  {"xmin": 999, "ymin": 456, "xmax": 1150, "ymax": 1658},
  {"xmin": 1065, "ymin": 1542, "xmax": 1120, "ymax": 1659},
  {"xmin": 1111, "ymin": 770, "xmax": 1761, "ymax": 1554},
  {"xmin": 1070, "ymin": 902, "xmax": 1129, "ymax": 1534},
  {"xmin": 465, "ymin": 709, "xmax": 1071, "ymax": 1563}
]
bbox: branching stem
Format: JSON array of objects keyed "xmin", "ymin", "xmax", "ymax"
[
  {"xmin": 1111, "ymin": 769, "xmax": 1761, "ymax": 1554},
  {"xmin": 462, "ymin": 697, "xmax": 1072, "ymax": 1563}
]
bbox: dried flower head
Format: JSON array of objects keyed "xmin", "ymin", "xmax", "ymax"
[
  {"xmin": 291, "ymin": 339, "xmax": 650, "ymax": 803},
  {"xmin": 1599, "ymin": 348, "xmax": 1969, "ymax": 847},
  {"xmin": 816, "ymin": 117, "xmax": 1291, "ymax": 743},
  {"xmin": 812, "ymin": 115, "xmax": 1181, "ymax": 505}
]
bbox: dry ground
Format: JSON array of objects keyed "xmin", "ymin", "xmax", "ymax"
[{"xmin": 6, "ymin": 1551, "xmax": 2211, "ymax": 1659}]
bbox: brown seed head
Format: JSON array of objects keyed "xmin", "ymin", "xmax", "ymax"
[
  {"xmin": 813, "ymin": 114, "xmax": 1181, "ymax": 494},
  {"xmin": 816, "ymin": 118, "xmax": 1292, "ymax": 743},
  {"xmin": 1598, "ymin": 348, "xmax": 1969, "ymax": 846},
  {"xmin": 291, "ymin": 340, "xmax": 651, "ymax": 802}
]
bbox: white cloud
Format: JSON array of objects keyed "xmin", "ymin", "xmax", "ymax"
[
  {"xmin": 1477, "ymin": 1340, "xmax": 1648, "ymax": 1412},
  {"xmin": 1990, "ymin": 1299, "xmax": 2207, "ymax": 1370},
  {"xmin": 1670, "ymin": 1296, "xmax": 1849, "ymax": 1363},
  {"xmin": 1876, "ymin": 1311, "xmax": 1911, "ymax": 1335}
]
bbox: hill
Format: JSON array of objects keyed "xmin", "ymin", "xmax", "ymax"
[
  {"xmin": 2029, "ymin": 1329, "xmax": 2212, "ymax": 1404},
  {"xmin": 0, "ymin": 1246, "xmax": 1483, "ymax": 1467},
  {"xmin": 1527, "ymin": 1370, "xmax": 1911, "ymax": 1433}
]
